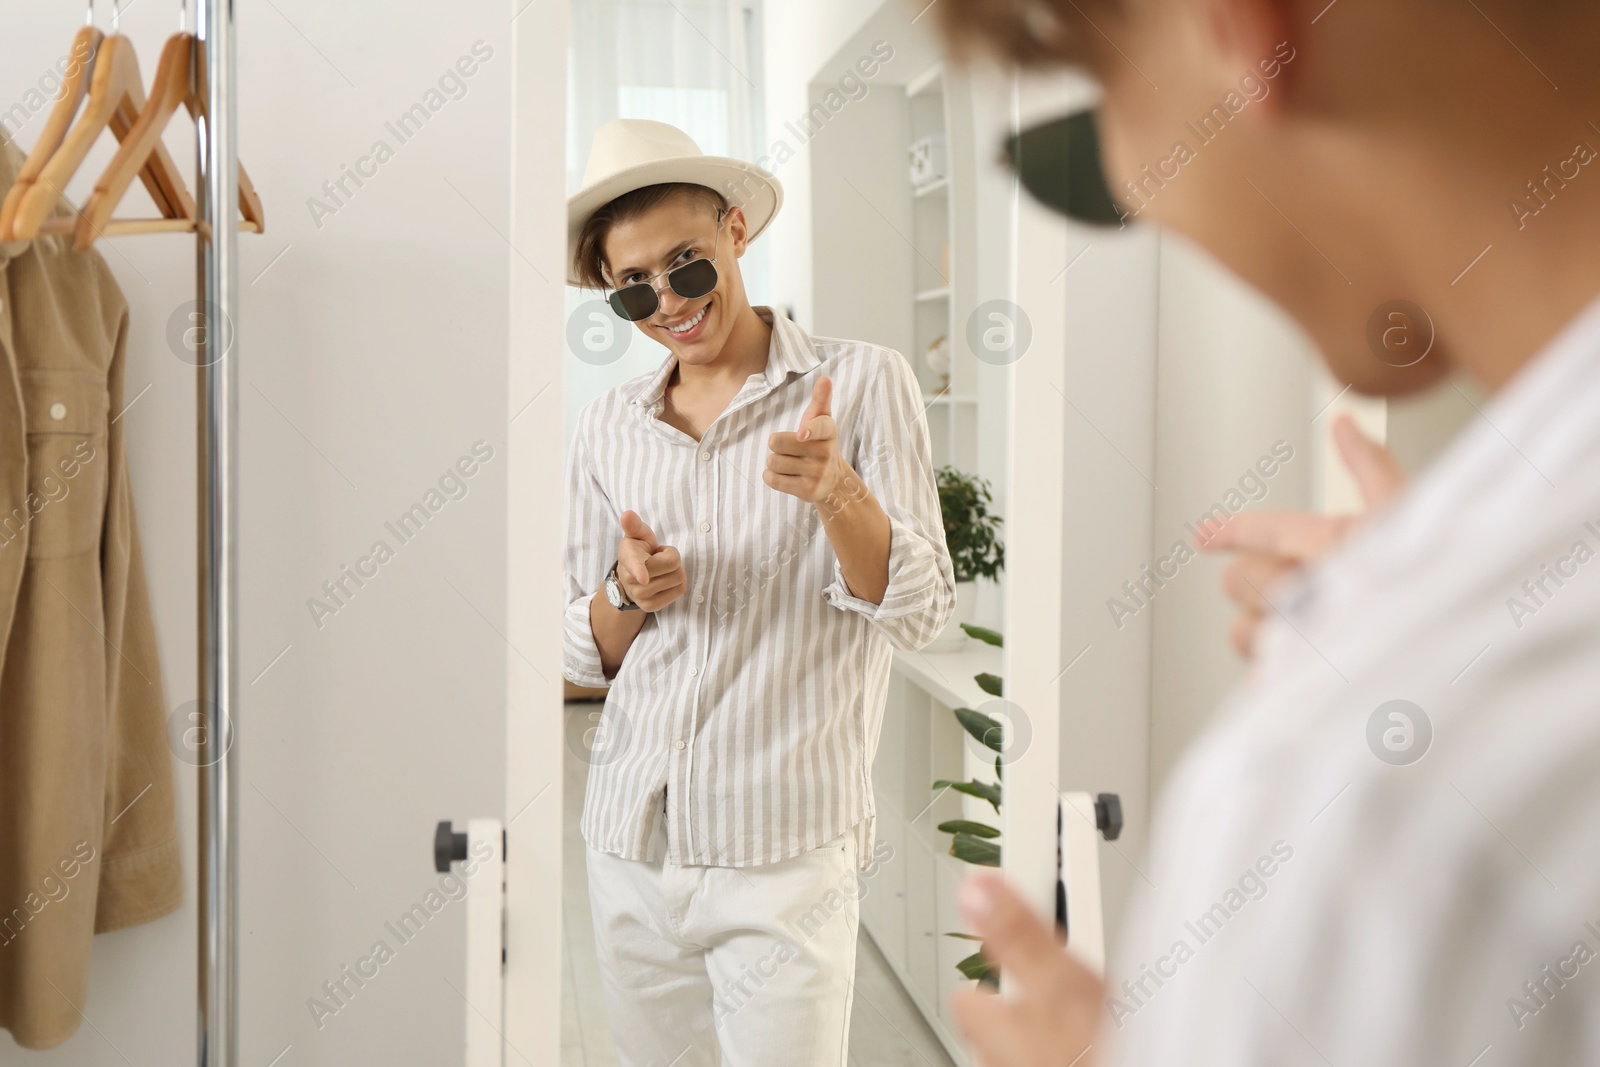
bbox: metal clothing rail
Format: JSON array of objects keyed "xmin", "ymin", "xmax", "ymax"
[{"xmin": 195, "ymin": 0, "xmax": 239, "ymax": 1063}]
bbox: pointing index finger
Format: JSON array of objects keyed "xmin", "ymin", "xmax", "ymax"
[
  {"xmin": 798, "ymin": 375, "xmax": 833, "ymax": 440},
  {"xmin": 620, "ymin": 509, "xmax": 661, "ymax": 552},
  {"xmin": 1197, "ymin": 510, "xmax": 1351, "ymax": 560},
  {"xmin": 1332, "ymin": 413, "xmax": 1406, "ymax": 509}
]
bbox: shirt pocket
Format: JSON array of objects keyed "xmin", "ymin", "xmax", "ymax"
[{"xmin": 20, "ymin": 370, "xmax": 109, "ymax": 560}]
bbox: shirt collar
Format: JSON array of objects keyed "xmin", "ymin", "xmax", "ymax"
[{"xmin": 630, "ymin": 304, "xmax": 822, "ymax": 410}]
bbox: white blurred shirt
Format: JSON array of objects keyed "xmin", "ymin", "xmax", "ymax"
[{"xmin": 1107, "ymin": 292, "xmax": 1600, "ymax": 1067}]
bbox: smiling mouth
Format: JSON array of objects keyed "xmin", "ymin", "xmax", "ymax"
[{"xmin": 660, "ymin": 300, "xmax": 710, "ymax": 340}]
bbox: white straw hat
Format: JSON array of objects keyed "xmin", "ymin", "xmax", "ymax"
[{"xmin": 566, "ymin": 119, "xmax": 783, "ymax": 287}]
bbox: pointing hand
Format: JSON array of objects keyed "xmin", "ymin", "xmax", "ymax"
[
  {"xmin": 1197, "ymin": 414, "xmax": 1406, "ymax": 657},
  {"xmin": 615, "ymin": 510, "xmax": 686, "ymax": 612},
  {"xmin": 765, "ymin": 375, "xmax": 848, "ymax": 505}
]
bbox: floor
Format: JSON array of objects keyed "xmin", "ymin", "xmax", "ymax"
[{"xmin": 561, "ymin": 701, "xmax": 958, "ymax": 1067}]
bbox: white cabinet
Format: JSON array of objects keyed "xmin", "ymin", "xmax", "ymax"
[
  {"xmin": 934, "ymin": 846, "xmax": 973, "ymax": 1030},
  {"xmin": 862, "ymin": 798, "xmax": 907, "ymax": 966},
  {"xmin": 902, "ymin": 828, "xmax": 941, "ymax": 1004}
]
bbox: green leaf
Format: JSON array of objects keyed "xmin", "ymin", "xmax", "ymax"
[
  {"xmin": 932, "ymin": 778, "xmax": 1001, "ymax": 812},
  {"xmin": 975, "ymin": 672, "xmax": 1003, "ymax": 697},
  {"xmin": 960, "ymin": 623, "xmax": 1004, "ymax": 647},
  {"xmin": 951, "ymin": 833, "xmax": 1001, "ymax": 866},
  {"xmin": 955, "ymin": 707, "xmax": 1004, "ymax": 752},
  {"xmin": 937, "ymin": 466, "xmax": 1007, "ymax": 582},
  {"xmin": 995, "ymin": 754, "xmax": 1003, "ymax": 782},
  {"xmin": 937, "ymin": 819, "xmax": 1001, "ymax": 838},
  {"xmin": 957, "ymin": 950, "xmax": 998, "ymax": 987},
  {"xmin": 944, "ymin": 931, "xmax": 983, "ymax": 941}
]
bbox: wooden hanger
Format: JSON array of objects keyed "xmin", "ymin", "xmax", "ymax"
[
  {"xmin": 6, "ymin": 33, "xmax": 192, "ymax": 241},
  {"xmin": 0, "ymin": 24, "xmax": 104, "ymax": 240},
  {"xmin": 74, "ymin": 31, "xmax": 264, "ymax": 249}
]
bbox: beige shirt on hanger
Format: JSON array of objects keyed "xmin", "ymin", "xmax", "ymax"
[{"xmin": 0, "ymin": 139, "xmax": 182, "ymax": 1051}]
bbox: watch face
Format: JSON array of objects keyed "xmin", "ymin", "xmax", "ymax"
[{"xmin": 607, "ymin": 567, "xmax": 636, "ymax": 609}]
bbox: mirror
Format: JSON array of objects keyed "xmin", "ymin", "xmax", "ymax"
[{"xmin": 560, "ymin": 1, "xmax": 1021, "ymax": 1062}]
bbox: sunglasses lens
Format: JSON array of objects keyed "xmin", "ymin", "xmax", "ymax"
[
  {"xmin": 610, "ymin": 285, "xmax": 658, "ymax": 321},
  {"xmin": 668, "ymin": 258, "xmax": 718, "ymax": 301},
  {"xmin": 1004, "ymin": 110, "xmax": 1127, "ymax": 227}
]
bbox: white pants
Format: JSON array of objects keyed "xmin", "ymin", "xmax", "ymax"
[{"xmin": 585, "ymin": 805, "xmax": 860, "ymax": 1067}]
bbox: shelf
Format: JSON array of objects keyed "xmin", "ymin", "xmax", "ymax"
[
  {"xmin": 922, "ymin": 392, "xmax": 977, "ymax": 406},
  {"xmin": 914, "ymin": 286, "xmax": 951, "ymax": 303},
  {"xmin": 893, "ymin": 641, "xmax": 1001, "ymax": 712},
  {"xmin": 913, "ymin": 178, "xmax": 949, "ymax": 198}
]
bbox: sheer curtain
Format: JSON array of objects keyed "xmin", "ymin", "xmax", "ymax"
[{"xmin": 564, "ymin": 0, "xmax": 768, "ymax": 443}]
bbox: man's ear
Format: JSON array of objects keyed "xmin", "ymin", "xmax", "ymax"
[
  {"xmin": 1204, "ymin": 0, "xmax": 1297, "ymax": 112},
  {"xmin": 726, "ymin": 204, "xmax": 751, "ymax": 257}
]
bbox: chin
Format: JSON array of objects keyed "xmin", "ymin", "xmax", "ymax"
[{"xmin": 1331, "ymin": 355, "xmax": 1451, "ymax": 398}]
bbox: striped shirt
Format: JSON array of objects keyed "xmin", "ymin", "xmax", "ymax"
[
  {"xmin": 1106, "ymin": 293, "xmax": 1600, "ymax": 1066},
  {"xmin": 562, "ymin": 305, "xmax": 956, "ymax": 871}
]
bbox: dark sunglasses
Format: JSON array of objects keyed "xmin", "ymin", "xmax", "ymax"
[
  {"xmin": 1002, "ymin": 110, "xmax": 1129, "ymax": 228},
  {"xmin": 606, "ymin": 211, "xmax": 726, "ymax": 322}
]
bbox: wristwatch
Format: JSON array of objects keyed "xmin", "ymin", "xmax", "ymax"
[{"xmin": 604, "ymin": 559, "xmax": 641, "ymax": 611}]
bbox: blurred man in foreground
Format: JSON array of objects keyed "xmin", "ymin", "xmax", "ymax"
[{"xmin": 931, "ymin": 2, "xmax": 1600, "ymax": 1065}]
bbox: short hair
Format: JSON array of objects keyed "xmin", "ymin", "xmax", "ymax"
[
  {"xmin": 573, "ymin": 182, "xmax": 729, "ymax": 290},
  {"xmin": 929, "ymin": 0, "xmax": 1111, "ymax": 67}
]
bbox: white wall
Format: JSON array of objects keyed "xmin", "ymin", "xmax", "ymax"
[
  {"xmin": 0, "ymin": 2, "xmax": 533, "ymax": 1062},
  {"xmin": 1147, "ymin": 235, "xmax": 1317, "ymax": 793},
  {"xmin": 758, "ymin": 0, "xmax": 885, "ymax": 328}
]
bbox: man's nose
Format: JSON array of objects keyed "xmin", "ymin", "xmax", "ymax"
[{"xmin": 656, "ymin": 285, "xmax": 690, "ymax": 319}]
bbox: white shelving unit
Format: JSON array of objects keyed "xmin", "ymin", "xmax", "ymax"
[{"xmin": 906, "ymin": 61, "xmax": 979, "ymax": 474}]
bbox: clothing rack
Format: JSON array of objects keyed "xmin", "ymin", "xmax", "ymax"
[{"xmin": 195, "ymin": 0, "xmax": 239, "ymax": 1063}]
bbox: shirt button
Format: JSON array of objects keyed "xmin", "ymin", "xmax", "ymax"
[
  {"xmin": 700, "ymin": 450, "xmax": 711, "ymax": 461},
  {"xmin": 694, "ymin": 594, "xmax": 704, "ymax": 604},
  {"xmin": 699, "ymin": 522, "xmax": 710, "ymax": 532},
  {"xmin": 49, "ymin": 402, "xmax": 67, "ymax": 421},
  {"xmin": 689, "ymin": 666, "xmax": 699, "ymax": 676},
  {"xmin": 674, "ymin": 740, "xmax": 686, "ymax": 750}
]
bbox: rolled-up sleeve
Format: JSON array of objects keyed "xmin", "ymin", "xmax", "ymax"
[
  {"xmin": 563, "ymin": 408, "xmax": 617, "ymax": 687},
  {"xmin": 821, "ymin": 349, "xmax": 957, "ymax": 652}
]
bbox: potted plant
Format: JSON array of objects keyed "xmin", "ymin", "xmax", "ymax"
[{"xmin": 929, "ymin": 465, "xmax": 1004, "ymax": 651}]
